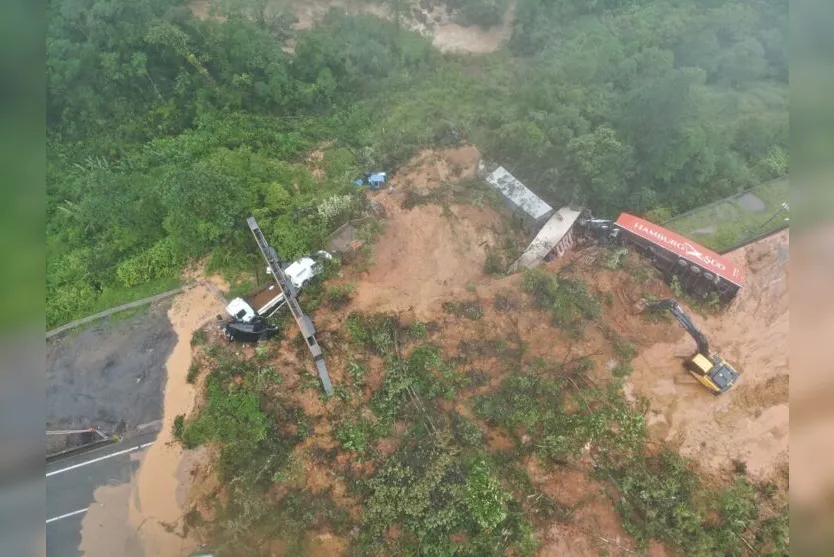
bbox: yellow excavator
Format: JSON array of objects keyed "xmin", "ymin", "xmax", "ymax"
[{"xmin": 643, "ymin": 299, "xmax": 740, "ymax": 395}]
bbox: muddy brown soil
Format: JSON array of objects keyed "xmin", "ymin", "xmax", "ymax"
[
  {"xmin": 150, "ymin": 146, "xmax": 789, "ymax": 556},
  {"xmin": 192, "ymin": 0, "xmax": 515, "ymax": 54},
  {"xmin": 350, "ymin": 146, "xmax": 503, "ymax": 319},
  {"xmin": 788, "ymin": 225, "xmax": 834, "ymax": 511},
  {"xmin": 627, "ymin": 230, "xmax": 789, "ymax": 482},
  {"xmin": 79, "ymin": 283, "xmax": 225, "ymax": 557}
]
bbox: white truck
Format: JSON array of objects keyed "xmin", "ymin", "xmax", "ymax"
[{"xmin": 225, "ymin": 251, "xmax": 332, "ymax": 323}]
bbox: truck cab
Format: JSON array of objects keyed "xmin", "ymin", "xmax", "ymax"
[
  {"xmin": 225, "ymin": 251, "xmax": 333, "ymax": 323},
  {"xmin": 267, "ymin": 250, "xmax": 332, "ymax": 288}
]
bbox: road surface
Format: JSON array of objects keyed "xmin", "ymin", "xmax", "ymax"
[{"xmin": 45, "ymin": 431, "xmax": 158, "ymax": 557}]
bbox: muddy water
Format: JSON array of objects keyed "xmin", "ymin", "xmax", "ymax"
[
  {"xmin": 79, "ymin": 284, "xmax": 224, "ymax": 556},
  {"xmin": 78, "ymin": 461, "xmax": 144, "ymax": 557},
  {"xmin": 628, "ymin": 231, "xmax": 789, "ymax": 480}
]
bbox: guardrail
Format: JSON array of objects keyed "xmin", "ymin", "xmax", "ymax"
[
  {"xmin": 718, "ymin": 223, "xmax": 789, "ymax": 255},
  {"xmin": 46, "ymin": 280, "xmax": 229, "ymax": 340}
]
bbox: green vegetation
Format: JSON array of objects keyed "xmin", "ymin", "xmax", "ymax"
[
  {"xmin": 190, "ymin": 329, "xmax": 208, "ymax": 347},
  {"xmin": 175, "ymin": 294, "xmax": 787, "ymax": 555},
  {"xmin": 665, "ymin": 177, "xmax": 790, "ymax": 252},
  {"xmin": 521, "ymin": 268, "xmax": 600, "ymax": 336},
  {"xmin": 442, "ymin": 299, "xmax": 485, "ymax": 320},
  {"xmin": 455, "ymin": 0, "xmax": 509, "ymax": 28},
  {"xmin": 50, "ymin": 0, "xmax": 788, "ymax": 553},
  {"xmin": 324, "ymin": 283, "xmax": 355, "ymax": 308},
  {"xmin": 186, "ymin": 359, "xmax": 201, "ymax": 384},
  {"xmin": 47, "ymin": 0, "xmax": 787, "ymax": 327},
  {"xmin": 609, "ymin": 451, "xmax": 787, "ymax": 555}
]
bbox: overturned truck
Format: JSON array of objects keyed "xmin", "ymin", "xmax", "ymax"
[{"xmin": 580, "ymin": 213, "xmax": 745, "ymax": 303}]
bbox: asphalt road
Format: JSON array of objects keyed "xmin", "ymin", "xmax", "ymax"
[{"xmin": 45, "ymin": 431, "xmax": 158, "ymax": 557}]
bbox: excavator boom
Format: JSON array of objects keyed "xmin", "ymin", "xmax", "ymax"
[{"xmin": 644, "ymin": 299, "xmax": 710, "ymax": 354}]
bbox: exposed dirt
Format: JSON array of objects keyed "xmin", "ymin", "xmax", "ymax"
[
  {"xmin": 349, "ymin": 146, "xmax": 503, "ymax": 319},
  {"xmin": 432, "ymin": 0, "xmax": 516, "ymax": 54},
  {"xmin": 165, "ymin": 146, "xmax": 788, "ymax": 555},
  {"xmin": 528, "ymin": 459, "xmax": 661, "ymax": 557},
  {"xmin": 788, "ymin": 224, "xmax": 834, "ymax": 511},
  {"xmin": 191, "ymin": 0, "xmax": 514, "ymax": 54},
  {"xmin": 627, "ymin": 230, "xmax": 789, "ymax": 482},
  {"xmin": 128, "ymin": 284, "xmax": 226, "ymax": 555}
]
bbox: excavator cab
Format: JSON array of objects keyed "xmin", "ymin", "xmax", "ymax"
[
  {"xmin": 644, "ymin": 299, "xmax": 739, "ymax": 395},
  {"xmin": 685, "ymin": 353, "xmax": 738, "ymax": 394}
]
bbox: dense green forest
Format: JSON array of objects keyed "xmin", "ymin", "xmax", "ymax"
[{"xmin": 46, "ymin": 0, "xmax": 788, "ymax": 327}]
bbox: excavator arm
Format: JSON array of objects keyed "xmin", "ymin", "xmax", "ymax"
[
  {"xmin": 642, "ymin": 298, "xmax": 739, "ymax": 394},
  {"xmin": 644, "ymin": 299, "xmax": 710, "ymax": 355}
]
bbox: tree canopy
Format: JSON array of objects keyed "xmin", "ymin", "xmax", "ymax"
[{"xmin": 47, "ymin": 0, "xmax": 788, "ymax": 327}]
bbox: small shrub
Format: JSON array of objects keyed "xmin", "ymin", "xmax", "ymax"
[
  {"xmin": 483, "ymin": 249, "xmax": 504, "ymax": 275},
  {"xmin": 336, "ymin": 418, "xmax": 375, "ymax": 453},
  {"xmin": 521, "ymin": 269, "xmax": 599, "ymax": 335},
  {"xmin": 442, "ymin": 300, "xmax": 484, "ymax": 320},
  {"xmin": 452, "ymin": 414, "xmax": 485, "ymax": 447},
  {"xmin": 466, "ymin": 458, "xmax": 509, "ymax": 530},
  {"xmin": 601, "ymin": 247, "xmax": 629, "ymax": 269},
  {"xmin": 492, "ymin": 293, "xmax": 518, "ymax": 312},
  {"xmin": 614, "ymin": 340, "xmax": 637, "ymax": 362},
  {"xmin": 346, "ymin": 313, "xmax": 397, "ymax": 356},
  {"xmin": 325, "ymin": 283, "xmax": 355, "ymax": 308},
  {"xmin": 186, "ymin": 360, "xmax": 201, "ymax": 384},
  {"xmin": 191, "ymin": 329, "xmax": 208, "ymax": 347},
  {"xmin": 612, "ymin": 363, "xmax": 633, "ymax": 378},
  {"xmin": 172, "ymin": 414, "xmax": 186, "ymax": 442},
  {"xmin": 347, "ymin": 360, "xmax": 367, "ymax": 383},
  {"xmin": 358, "ymin": 219, "xmax": 384, "ymax": 244},
  {"xmin": 401, "ymin": 188, "xmax": 442, "ymax": 209},
  {"xmin": 408, "ymin": 320, "xmax": 427, "ymax": 339},
  {"xmin": 631, "ymin": 264, "xmax": 658, "ymax": 285},
  {"xmin": 670, "ymin": 275, "xmax": 685, "ymax": 298}
]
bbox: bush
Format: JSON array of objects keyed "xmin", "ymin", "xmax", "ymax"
[
  {"xmin": 172, "ymin": 414, "xmax": 186, "ymax": 441},
  {"xmin": 466, "ymin": 457, "xmax": 509, "ymax": 530},
  {"xmin": 186, "ymin": 360, "xmax": 201, "ymax": 384},
  {"xmin": 492, "ymin": 293, "xmax": 518, "ymax": 312},
  {"xmin": 191, "ymin": 329, "xmax": 208, "ymax": 347},
  {"xmin": 442, "ymin": 300, "xmax": 484, "ymax": 320},
  {"xmin": 456, "ymin": 0, "xmax": 508, "ymax": 28},
  {"xmin": 408, "ymin": 320, "xmax": 428, "ymax": 339},
  {"xmin": 612, "ymin": 363, "xmax": 633, "ymax": 378},
  {"xmin": 483, "ymin": 249, "xmax": 504, "ymax": 275},
  {"xmin": 346, "ymin": 312, "xmax": 398, "ymax": 356},
  {"xmin": 325, "ymin": 283, "xmax": 355, "ymax": 308},
  {"xmin": 614, "ymin": 340, "xmax": 637, "ymax": 362},
  {"xmin": 358, "ymin": 437, "xmax": 531, "ymax": 556},
  {"xmin": 521, "ymin": 269, "xmax": 600, "ymax": 335},
  {"xmin": 115, "ymin": 237, "xmax": 182, "ymax": 288},
  {"xmin": 335, "ymin": 418, "xmax": 379, "ymax": 453}
]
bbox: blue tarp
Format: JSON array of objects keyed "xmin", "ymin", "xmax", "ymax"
[{"xmin": 354, "ymin": 172, "xmax": 387, "ymax": 190}]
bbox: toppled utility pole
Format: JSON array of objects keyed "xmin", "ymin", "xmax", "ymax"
[{"xmin": 246, "ymin": 217, "xmax": 334, "ymax": 396}]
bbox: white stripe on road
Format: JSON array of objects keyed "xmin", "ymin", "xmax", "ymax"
[
  {"xmin": 46, "ymin": 442, "xmax": 154, "ymax": 477},
  {"xmin": 46, "ymin": 508, "xmax": 88, "ymax": 524}
]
